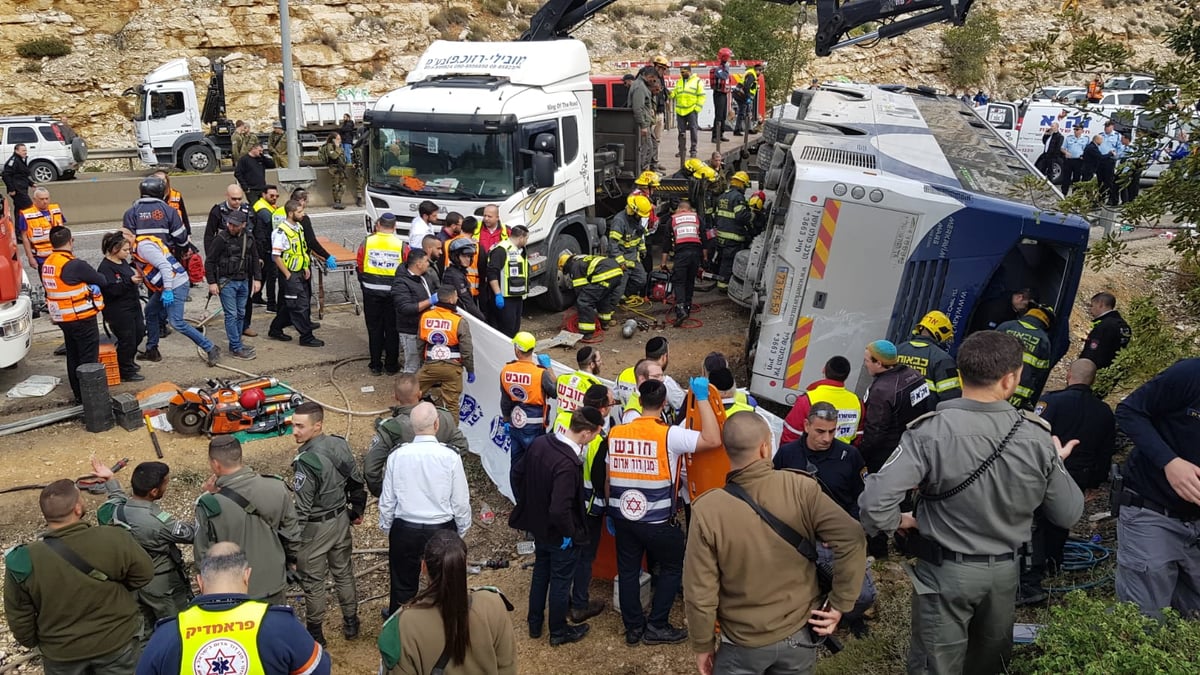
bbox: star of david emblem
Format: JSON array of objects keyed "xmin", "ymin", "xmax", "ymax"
[{"xmin": 623, "ymin": 494, "xmax": 643, "ymax": 514}]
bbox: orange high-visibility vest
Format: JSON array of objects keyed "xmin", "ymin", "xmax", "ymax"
[
  {"xmin": 500, "ymin": 359, "xmax": 549, "ymax": 429},
  {"xmin": 418, "ymin": 306, "xmax": 462, "ymax": 362},
  {"xmin": 41, "ymin": 251, "xmax": 104, "ymax": 323}
]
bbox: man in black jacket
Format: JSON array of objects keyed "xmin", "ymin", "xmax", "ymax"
[
  {"xmin": 234, "ymin": 144, "xmax": 275, "ymax": 206},
  {"xmin": 2, "ymin": 144, "xmax": 34, "ymax": 211},
  {"xmin": 1035, "ymin": 122, "xmax": 1065, "ymax": 181},
  {"xmin": 442, "ymin": 238, "xmax": 484, "ymax": 320},
  {"xmin": 510, "ymin": 406, "xmax": 604, "ymax": 647},
  {"xmin": 203, "ymin": 184, "xmax": 250, "ymax": 254},
  {"xmin": 1080, "ymin": 291, "xmax": 1131, "ymax": 369},
  {"xmin": 390, "ymin": 249, "xmax": 437, "ymax": 374},
  {"xmin": 205, "ymin": 210, "xmax": 262, "ymax": 360}
]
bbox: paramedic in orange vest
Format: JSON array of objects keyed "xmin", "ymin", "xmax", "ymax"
[
  {"xmin": 660, "ymin": 198, "xmax": 706, "ymax": 327},
  {"xmin": 500, "ymin": 331, "xmax": 557, "ymax": 475},
  {"xmin": 40, "ymin": 226, "xmax": 107, "ymax": 403},
  {"xmin": 153, "ymin": 170, "xmax": 191, "ymax": 237},
  {"xmin": 780, "ymin": 355, "xmax": 863, "ymax": 446},
  {"xmin": 416, "ymin": 284, "xmax": 475, "ymax": 424},
  {"xmin": 608, "ymin": 378, "xmax": 721, "ymax": 646},
  {"xmin": 18, "ymin": 187, "xmax": 65, "ymax": 271}
]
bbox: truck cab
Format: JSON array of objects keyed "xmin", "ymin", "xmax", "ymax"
[{"xmin": 129, "ymin": 59, "xmax": 221, "ymax": 173}]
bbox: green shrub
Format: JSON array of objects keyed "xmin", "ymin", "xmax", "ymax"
[
  {"xmin": 940, "ymin": 8, "xmax": 1001, "ymax": 89},
  {"xmin": 17, "ymin": 62, "xmax": 43, "ymax": 74},
  {"xmin": 1093, "ymin": 296, "xmax": 1198, "ymax": 397},
  {"xmin": 1012, "ymin": 591, "xmax": 1200, "ymax": 674},
  {"xmin": 429, "ymin": 5, "xmax": 471, "ymax": 30},
  {"xmin": 16, "ymin": 37, "xmax": 72, "ymax": 59},
  {"xmin": 608, "ymin": 3, "xmax": 631, "ymax": 19},
  {"xmin": 481, "ymin": 0, "xmax": 509, "ymax": 15}
]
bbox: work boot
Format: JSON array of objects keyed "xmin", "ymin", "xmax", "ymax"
[
  {"xmin": 306, "ymin": 621, "xmax": 327, "ymax": 647},
  {"xmin": 568, "ymin": 599, "xmax": 605, "ymax": 624},
  {"xmin": 230, "ymin": 347, "xmax": 257, "ymax": 361},
  {"xmin": 120, "ymin": 371, "xmax": 146, "ymax": 382},
  {"xmin": 251, "ymin": 294, "xmax": 266, "ymax": 305},
  {"xmin": 343, "ymin": 615, "xmax": 361, "ymax": 640},
  {"xmin": 672, "ymin": 304, "xmax": 689, "ymax": 328},
  {"xmin": 300, "ymin": 337, "xmax": 326, "ymax": 348},
  {"xmin": 332, "ymin": 201, "xmax": 345, "ymax": 210},
  {"xmin": 642, "ymin": 623, "xmax": 687, "ymax": 645},
  {"xmin": 53, "ymin": 343, "xmax": 67, "ymax": 356},
  {"xmin": 848, "ymin": 617, "xmax": 870, "ymax": 639},
  {"xmin": 268, "ymin": 330, "xmax": 293, "ymax": 342},
  {"xmin": 139, "ymin": 347, "xmax": 163, "ymax": 362},
  {"xmin": 1016, "ymin": 584, "xmax": 1048, "ymax": 607},
  {"xmin": 242, "ymin": 328, "xmax": 258, "ymax": 337},
  {"xmin": 550, "ymin": 623, "xmax": 590, "ymax": 646}
]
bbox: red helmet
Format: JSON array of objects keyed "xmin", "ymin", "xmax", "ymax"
[
  {"xmin": 239, "ymin": 388, "xmax": 266, "ymax": 410},
  {"xmin": 718, "ymin": 47, "xmax": 733, "ymax": 60}
]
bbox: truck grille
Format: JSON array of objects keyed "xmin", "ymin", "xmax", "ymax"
[
  {"xmin": 890, "ymin": 258, "xmax": 949, "ymax": 344},
  {"xmin": 798, "ymin": 146, "xmax": 877, "ymax": 170}
]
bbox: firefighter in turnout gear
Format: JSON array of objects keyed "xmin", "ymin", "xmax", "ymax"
[
  {"xmin": 559, "ymin": 253, "xmax": 623, "ymax": 342},
  {"xmin": 997, "ymin": 306, "xmax": 1055, "ymax": 410},
  {"xmin": 610, "ymin": 196, "xmax": 651, "ymax": 303},
  {"xmin": 714, "ymin": 171, "xmax": 753, "ymax": 291},
  {"xmin": 416, "ymin": 284, "xmax": 475, "ymax": 423},
  {"xmin": 499, "ymin": 331, "xmax": 557, "ymax": 473},
  {"xmin": 897, "ymin": 310, "xmax": 962, "ymax": 405},
  {"xmin": 661, "ymin": 198, "xmax": 706, "ymax": 326}
]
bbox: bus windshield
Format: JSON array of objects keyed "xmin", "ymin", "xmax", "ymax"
[{"xmin": 366, "ymin": 128, "xmax": 516, "ymax": 200}]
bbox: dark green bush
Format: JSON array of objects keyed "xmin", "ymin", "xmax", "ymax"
[{"xmin": 16, "ymin": 37, "xmax": 72, "ymax": 59}]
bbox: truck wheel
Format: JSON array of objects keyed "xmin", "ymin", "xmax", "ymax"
[
  {"xmin": 537, "ymin": 234, "xmax": 582, "ymax": 312},
  {"xmin": 29, "ymin": 160, "xmax": 59, "ymax": 183},
  {"xmin": 181, "ymin": 145, "xmax": 217, "ymax": 173}
]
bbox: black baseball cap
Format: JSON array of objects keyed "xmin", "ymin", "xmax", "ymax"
[{"xmin": 224, "ymin": 209, "xmax": 248, "ymax": 225}]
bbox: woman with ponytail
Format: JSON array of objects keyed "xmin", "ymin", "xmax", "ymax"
[{"xmin": 378, "ymin": 531, "xmax": 516, "ymax": 674}]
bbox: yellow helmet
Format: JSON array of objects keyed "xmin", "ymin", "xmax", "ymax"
[
  {"xmin": 748, "ymin": 190, "xmax": 765, "ymax": 210},
  {"xmin": 513, "ymin": 331, "xmax": 537, "ymax": 352},
  {"xmin": 731, "ymin": 170, "xmax": 750, "ymax": 187},
  {"xmin": 653, "ymin": 54, "xmax": 669, "ymax": 67},
  {"xmin": 635, "ymin": 170, "xmax": 661, "ymax": 187},
  {"xmin": 915, "ymin": 310, "xmax": 954, "ymax": 343},
  {"xmin": 627, "ymin": 194, "xmax": 653, "ymax": 218},
  {"xmin": 697, "ymin": 166, "xmax": 717, "ymax": 181},
  {"xmin": 683, "ymin": 158, "xmax": 702, "ymax": 174},
  {"xmin": 557, "ymin": 252, "xmax": 572, "ymax": 271}
]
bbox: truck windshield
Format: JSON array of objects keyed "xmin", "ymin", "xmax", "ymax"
[
  {"xmin": 134, "ymin": 93, "xmax": 149, "ymax": 122},
  {"xmin": 366, "ymin": 128, "xmax": 516, "ymax": 200}
]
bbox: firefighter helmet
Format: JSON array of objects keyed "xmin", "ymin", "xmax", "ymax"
[
  {"xmin": 748, "ymin": 191, "xmax": 765, "ymax": 210},
  {"xmin": 635, "ymin": 170, "xmax": 661, "ymax": 187},
  {"xmin": 730, "ymin": 171, "xmax": 750, "ymax": 187},
  {"xmin": 557, "ymin": 251, "xmax": 572, "ymax": 271},
  {"xmin": 915, "ymin": 310, "xmax": 955, "ymax": 343},
  {"xmin": 684, "ymin": 158, "xmax": 702, "ymax": 174},
  {"xmin": 653, "ymin": 54, "xmax": 669, "ymax": 67},
  {"xmin": 627, "ymin": 194, "xmax": 653, "ymax": 218},
  {"xmin": 718, "ymin": 47, "xmax": 733, "ymax": 60},
  {"xmin": 1026, "ymin": 305, "xmax": 1056, "ymax": 328}
]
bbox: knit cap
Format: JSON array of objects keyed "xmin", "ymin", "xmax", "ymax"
[{"xmin": 867, "ymin": 340, "xmax": 898, "ymax": 366}]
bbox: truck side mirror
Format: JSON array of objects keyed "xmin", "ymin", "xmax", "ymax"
[{"xmin": 532, "ymin": 153, "xmax": 555, "ymax": 188}]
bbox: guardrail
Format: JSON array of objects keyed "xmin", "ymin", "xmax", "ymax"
[{"xmin": 86, "ymin": 147, "xmax": 140, "ymax": 171}]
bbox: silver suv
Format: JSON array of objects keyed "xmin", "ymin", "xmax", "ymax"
[{"xmin": 0, "ymin": 116, "xmax": 88, "ymax": 182}]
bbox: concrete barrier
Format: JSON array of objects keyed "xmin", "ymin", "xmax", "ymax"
[{"xmin": 40, "ymin": 167, "xmax": 363, "ymax": 225}]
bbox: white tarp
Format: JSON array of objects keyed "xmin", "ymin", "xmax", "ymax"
[{"xmin": 455, "ymin": 314, "xmax": 783, "ymax": 504}]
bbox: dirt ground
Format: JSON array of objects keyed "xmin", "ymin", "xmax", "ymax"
[{"xmin": 0, "ymin": 234, "xmax": 1183, "ymax": 674}]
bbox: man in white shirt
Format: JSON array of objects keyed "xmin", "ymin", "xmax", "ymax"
[
  {"xmin": 378, "ymin": 402, "xmax": 471, "ymax": 616},
  {"xmin": 409, "ymin": 200, "xmax": 439, "ymax": 253}
]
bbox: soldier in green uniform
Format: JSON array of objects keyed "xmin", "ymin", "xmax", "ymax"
[
  {"xmin": 94, "ymin": 458, "xmax": 195, "ymax": 640},
  {"xmin": 194, "ymin": 435, "xmax": 302, "ymax": 605},
  {"xmin": 268, "ymin": 120, "xmax": 289, "ymax": 169},
  {"xmin": 289, "ymin": 402, "xmax": 368, "ymax": 645},
  {"xmin": 319, "ymin": 133, "xmax": 348, "ymax": 210},
  {"xmin": 4, "ymin": 479, "xmax": 154, "ymax": 674},
  {"xmin": 364, "ymin": 373, "xmax": 470, "ymax": 497},
  {"xmin": 859, "ymin": 331, "xmax": 1084, "ymax": 675},
  {"xmin": 231, "ymin": 120, "xmax": 254, "ymax": 164}
]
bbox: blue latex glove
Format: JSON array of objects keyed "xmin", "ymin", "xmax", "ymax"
[
  {"xmin": 690, "ymin": 376, "xmax": 710, "ymax": 401},
  {"xmin": 503, "ymin": 422, "xmax": 511, "ymax": 436},
  {"xmin": 536, "ymin": 354, "xmax": 551, "ymax": 368},
  {"xmin": 87, "ymin": 284, "xmax": 102, "ymax": 296},
  {"xmin": 605, "ymin": 517, "xmax": 615, "ymax": 536},
  {"xmin": 161, "ymin": 288, "xmax": 175, "ymax": 307},
  {"xmin": 325, "ymin": 256, "xmax": 337, "ymax": 270},
  {"xmin": 560, "ymin": 537, "xmax": 573, "ymax": 550},
  {"xmin": 467, "ymin": 372, "xmax": 476, "ymax": 384},
  {"xmin": 429, "ymin": 292, "xmax": 439, "ymax": 306},
  {"xmin": 495, "ymin": 294, "xmax": 505, "ymax": 310}
]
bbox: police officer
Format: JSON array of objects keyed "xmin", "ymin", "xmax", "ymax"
[
  {"xmin": 417, "ymin": 284, "xmax": 475, "ymax": 422},
  {"xmin": 138, "ymin": 542, "xmax": 332, "ymax": 674},
  {"xmin": 558, "ymin": 252, "xmax": 623, "ymax": 342},
  {"xmin": 40, "ymin": 226, "xmax": 107, "ymax": 402},
  {"xmin": 204, "ymin": 209, "xmax": 262, "ymax": 360},
  {"xmin": 781, "ymin": 356, "xmax": 863, "ymax": 446},
  {"xmin": 17, "ymin": 187, "xmax": 64, "ymax": 271},
  {"xmin": 1060, "ymin": 124, "xmax": 1089, "ymax": 195},
  {"xmin": 290, "ymin": 402, "xmax": 368, "ymax": 644},
  {"xmin": 609, "ymin": 378, "xmax": 721, "ymax": 646},
  {"xmin": 320, "ymin": 133, "xmax": 349, "ymax": 210},
  {"xmin": 1112, "ymin": 357, "xmax": 1200, "ymax": 618},
  {"xmin": 364, "ymin": 373, "xmax": 470, "ymax": 497},
  {"xmin": 269, "ymin": 198, "xmax": 323, "ymax": 347},
  {"xmin": 359, "ymin": 212, "xmax": 405, "ymax": 376},
  {"xmin": 195, "ymin": 435, "xmax": 303, "ymax": 604},
  {"xmin": 608, "ymin": 196, "xmax": 651, "ymax": 303},
  {"xmin": 122, "ymin": 176, "xmax": 189, "ymax": 251},
  {"xmin": 3, "ymin": 479, "xmax": 153, "ymax": 674},
  {"xmin": 250, "ymin": 185, "xmax": 284, "ymax": 312},
  {"xmin": 443, "ymin": 237, "xmax": 485, "ymax": 320},
  {"xmin": 996, "ymin": 305, "xmax": 1054, "ymax": 409},
  {"xmin": 661, "ymin": 198, "xmax": 706, "ymax": 326},
  {"xmin": 1080, "ymin": 291, "xmax": 1131, "ymax": 369},
  {"xmin": 713, "ymin": 170, "xmax": 753, "ymax": 291},
  {"xmin": 94, "ymin": 458, "xmax": 194, "ymax": 636},
  {"xmin": 500, "ymin": 332, "xmax": 557, "ymax": 473},
  {"xmin": 268, "ymin": 120, "xmax": 289, "ymax": 169},
  {"xmin": 3, "ymin": 142, "xmax": 34, "ymax": 211},
  {"xmin": 897, "ymin": 310, "xmax": 962, "ymax": 404},
  {"xmin": 859, "ymin": 331, "xmax": 1084, "ymax": 674},
  {"xmin": 487, "ymin": 224, "xmax": 529, "ymax": 337}
]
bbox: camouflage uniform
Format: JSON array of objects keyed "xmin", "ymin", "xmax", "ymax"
[
  {"xmin": 320, "ymin": 140, "xmax": 348, "ymax": 206},
  {"xmin": 269, "ymin": 130, "xmax": 289, "ymax": 169},
  {"xmin": 231, "ymin": 130, "xmax": 255, "ymax": 164}
]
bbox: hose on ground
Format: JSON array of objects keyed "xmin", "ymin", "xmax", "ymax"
[
  {"xmin": 212, "ymin": 361, "xmax": 390, "ymax": 420},
  {"xmin": 1042, "ymin": 540, "xmax": 1114, "ymax": 593}
]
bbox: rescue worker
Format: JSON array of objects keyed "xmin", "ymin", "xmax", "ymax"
[
  {"xmin": 609, "ymin": 195, "xmax": 651, "ymax": 304},
  {"xmin": 138, "ymin": 542, "xmax": 332, "ymax": 674},
  {"xmin": 234, "ymin": 142, "xmax": 275, "ymax": 207},
  {"xmin": 392, "ymin": 249, "xmax": 438, "ymax": 373},
  {"xmin": 550, "ymin": 346, "xmax": 603, "ymax": 436},
  {"xmin": 896, "ymin": 310, "xmax": 962, "ymax": 404},
  {"xmin": 41, "ymin": 226, "xmax": 106, "ymax": 402},
  {"xmin": 416, "ymin": 284, "xmax": 475, "ymax": 423},
  {"xmin": 358, "ymin": 212, "xmax": 405, "ymax": 376},
  {"xmin": 684, "ymin": 411, "xmax": 867, "ymax": 674},
  {"xmin": 781, "ymin": 356, "xmax": 863, "ymax": 446},
  {"xmin": 670, "ymin": 64, "xmax": 705, "ymax": 159},
  {"xmin": 711, "ymin": 47, "xmax": 733, "ymax": 143},
  {"xmin": 269, "ymin": 198, "xmax": 323, "ymax": 347},
  {"xmin": 630, "ymin": 66, "xmax": 657, "ymax": 171},
  {"xmin": 204, "ymin": 209, "xmax": 261, "ymax": 360},
  {"xmin": 128, "ymin": 224, "xmax": 222, "ymax": 365},
  {"xmin": 486, "ymin": 224, "xmax": 529, "ymax": 337},
  {"xmin": 1079, "ymin": 291, "xmax": 1131, "ymax": 369},
  {"xmin": 268, "ymin": 119, "xmax": 288, "ymax": 169},
  {"xmin": 97, "ymin": 231, "xmax": 145, "ymax": 381},
  {"xmin": 710, "ymin": 368, "xmax": 754, "ymax": 415},
  {"xmin": 969, "ymin": 287, "xmax": 1033, "ymax": 333},
  {"xmin": 3, "ymin": 143, "xmax": 34, "ymax": 211},
  {"xmin": 475, "ymin": 205, "xmax": 509, "ymax": 322},
  {"xmin": 570, "ymin": 385, "xmax": 614, "ymax": 624},
  {"xmin": 364, "ymin": 373, "xmax": 470, "ymax": 497},
  {"xmin": 996, "ymin": 305, "xmax": 1054, "ymax": 410},
  {"xmin": 713, "ymin": 170, "xmax": 754, "ymax": 291},
  {"xmin": 319, "ymin": 132, "xmax": 349, "ymax": 210},
  {"xmin": 122, "ymin": 175, "xmax": 189, "ymax": 251},
  {"xmin": 615, "ymin": 336, "xmax": 687, "ymax": 417},
  {"xmin": 609, "ymin": 378, "xmax": 721, "ymax": 646},
  {"xmin": 860, "ymin": 339, "xmax": 934, "ymax": 474},
  {"xmin": 230, "ymin": 120, "xmax": 255, "ymax": 164},
  {"xmin": 152, "ymin": 170, "xmax": 190, "ymax": 237},
  {"xmin": 743, "ymin": 63, "xmax": 760, "ymax": 128},
  {"xmin": 630, "ymin": 169, "xmax": 661, "ymax": 233},
  {"xmin": 443, "ymin": 237, "xmax": 485, "ymax": 320},
  {"xmin": 558, "ymin": 252, "xmax": 623, "ymax": 342},
  {"xmin": 1112, "ymin": 357, "xmax": 1200, "ymax": 619},
  {"xmin": 17, "ymin": 187, "xmax": 64, "ymax": 271},
  {"xmin": 859, "ymin": 331, "xmax": 1083, "ymax": 674},
  {"xmin": 290, "ymin": 402, "xmax": 368, "ymax": 644},
  {"xmin": 683, "ymin": 159, "xmax": 712, "ymax": 231},
  {"xmin": 94, "ymin": 458, "xmax": 194, "ymax": 636},
  {"xmin": 500, "ymin": 332, "xmax": 557, "ymax": 474},
  {"xmin": 195, "ymin": 435, "xmax": 303, "ymax": 604},
  {"xmin": 3, "ymin": 479, "xmax": 153, "ymax": 674},
  {"xmin": 250, "ymin": 185, "xmax": 284, "ymax": 312},
  {"xmin": 617, "ymin": 358, "xmax": 664, "ymax": 424},
  {"xmin": 661, "ymin": 197, "xmax": 705, "ymax": 326}
]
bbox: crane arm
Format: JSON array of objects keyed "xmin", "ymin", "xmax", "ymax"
[
  {"xmin": 764, "ymin": 0, "xmax": 976, "ymax": 56},
  {"xmin": 520, "ymin": 0, "xmax": 623, "ymax": 41}
]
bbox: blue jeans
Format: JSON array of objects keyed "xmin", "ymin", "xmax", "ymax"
[
  {"xmin": 529, "ymin": 538, "xmax": 579, "ymax": 638},
  {"xmin": 614, "ymin": 518, "xmax": 684, "ymax": 632},
  {"xmin": 146, "ymin": 283, "xmax": 212, "ymax": 352},
  {"xmin": 508, "ymin": 423, "xmax": 544, "ymax": 470},
  {"xmin": 218, "ymin": 279, "xmax": 249, "ymax": 351},
  {"xmin": 342, "ymin": 143, "xmax": 353, "ymax": 163}
]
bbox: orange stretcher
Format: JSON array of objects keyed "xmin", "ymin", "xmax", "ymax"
[{"xmin": 315, "ymin": 237, "xmax": 360, "ymax": 319}]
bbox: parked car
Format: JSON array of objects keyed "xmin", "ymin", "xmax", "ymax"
[
  {"xmin": 0, "ymin": 115, "xmax": 87, "ymax": 182},
  {"xmin": 1104, "ymin": 75, "xmax": 1155, "ymax": 91}
]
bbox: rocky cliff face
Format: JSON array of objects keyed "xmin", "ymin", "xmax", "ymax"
[{"xmin": 0, "ymin": 0, "xmax": 1184, "ymax": 151}]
